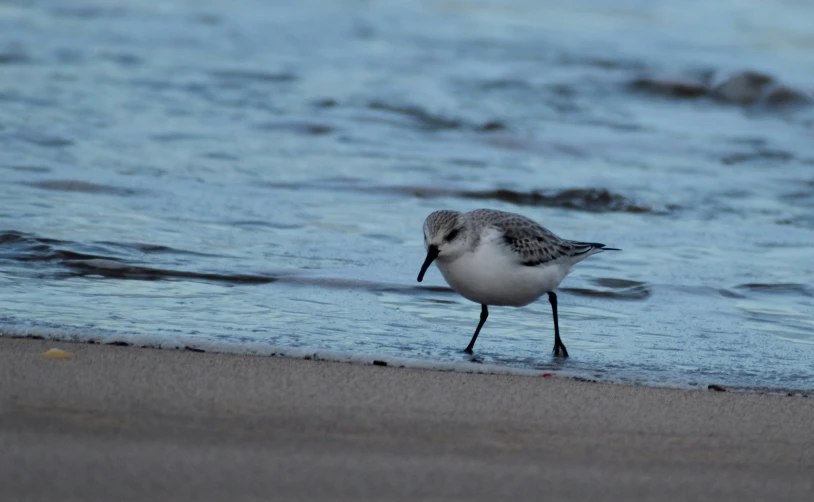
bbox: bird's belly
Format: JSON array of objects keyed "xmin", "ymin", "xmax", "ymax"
[{"xmin": 437, "ymin": 252, "xmax": 569, "ymax": 307}]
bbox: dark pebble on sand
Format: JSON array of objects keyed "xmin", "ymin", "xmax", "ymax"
[
  {"xmin": 572, "ymin": 377, "xmax": 598, "ymax": 383},
  {"xmin": 373, "ymin": 360, "xmax": 387, "ymax": 367}
]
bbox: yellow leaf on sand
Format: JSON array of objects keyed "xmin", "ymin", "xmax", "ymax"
[{"xmin": 42, "ymin": 348, "xmax": 73, "ymax": 360}]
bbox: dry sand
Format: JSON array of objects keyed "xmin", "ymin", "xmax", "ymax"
[{"xmin": 1, "ymin": 337, "xmax": 813, "ymax": 501}]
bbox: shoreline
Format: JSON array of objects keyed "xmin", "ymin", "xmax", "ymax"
[
  {"xmin": 2, "ymin": 337, "xmax": 814, "ymax": 501},
  {"xmin": 1, "ymin": 333, "xmax": 809, "ymax": 395}
]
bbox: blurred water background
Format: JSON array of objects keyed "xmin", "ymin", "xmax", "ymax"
[{"xmin": 2, "ymin": 0, "xmax": 813, "ymax": 390}]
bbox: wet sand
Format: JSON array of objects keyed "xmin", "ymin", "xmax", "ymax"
[{"xmin": 1, "ymin": 338, "xmax": 813, "ymax": 501}]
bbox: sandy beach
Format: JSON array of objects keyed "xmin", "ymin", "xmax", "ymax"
[{"xmin": 1, "ymin": 337, "xmax": 812, "ymax": 501}]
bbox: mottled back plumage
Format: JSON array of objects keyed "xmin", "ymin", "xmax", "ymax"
[{"xmin": 462, "ymin": 209, "xmax": 611, "ymax": 266}]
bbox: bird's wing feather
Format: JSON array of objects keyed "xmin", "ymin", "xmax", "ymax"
[
  {"xmin": 467, "ymin": 210, "xmax": 569, "ymax": 266},
  {"xmin": 467, "ymin": 209, "xmax": 610, "ymax": 266},
  {"xmin": 501, "ymin": 227, "xmax": 576, "ymax": 266}
]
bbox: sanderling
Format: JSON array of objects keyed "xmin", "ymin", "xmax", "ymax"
[{"xmin": 417, "ymin": 209, "xmax": 619, "ymax": 358}]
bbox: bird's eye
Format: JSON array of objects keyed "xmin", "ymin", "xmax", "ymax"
[{"xmin": 445, "ymin": 229, "xmax": 459, "ymax": 241}]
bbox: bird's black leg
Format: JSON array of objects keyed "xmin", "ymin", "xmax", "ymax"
[
  {"xmin": 464, "ymin": 304, "xmax": 488, "ymax": 354},
  {"xmin": 548, "ymin": 292, "xmax": 569, "ymax": 358}
]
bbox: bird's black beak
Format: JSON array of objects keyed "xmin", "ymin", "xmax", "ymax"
[{"xmin": 417, "ymin": 245, "xmax": 439, "ymax": 282}]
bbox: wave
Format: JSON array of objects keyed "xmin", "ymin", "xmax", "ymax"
[{"xmin": 264, "ymin": 181, "xmax": 672, "ymax": 214}]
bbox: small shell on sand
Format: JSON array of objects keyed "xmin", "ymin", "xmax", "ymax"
[{"xmin": 42, "ymin": 348, "xmax": 73, "ymax": 360}]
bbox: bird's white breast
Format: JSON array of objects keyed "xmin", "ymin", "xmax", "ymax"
[{"xmin": 435, "ymin": 227, "xmax": 571, "ymax": 307}]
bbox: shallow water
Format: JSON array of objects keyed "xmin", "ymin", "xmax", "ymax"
[{"xmin": 2, "ymin": 0, "xmax": 813, "ymax": 390}]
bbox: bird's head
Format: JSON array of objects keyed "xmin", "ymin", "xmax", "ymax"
[{"xmin": 417, "ymin": 210, "xmax": 468, "ymax": 282}]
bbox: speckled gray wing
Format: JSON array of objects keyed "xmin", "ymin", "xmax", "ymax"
[
  {"xmin": 467, "ymin": 209, "xmax": 598, "ymax": 266},
  {"xmin": 500, "ymin": 222, "xmax": 576, "ymax": 266}
]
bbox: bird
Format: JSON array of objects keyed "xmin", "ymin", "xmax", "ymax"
[{"xmin": 416, "ymin": 209, "xmax": 619, "ymax": 357}]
